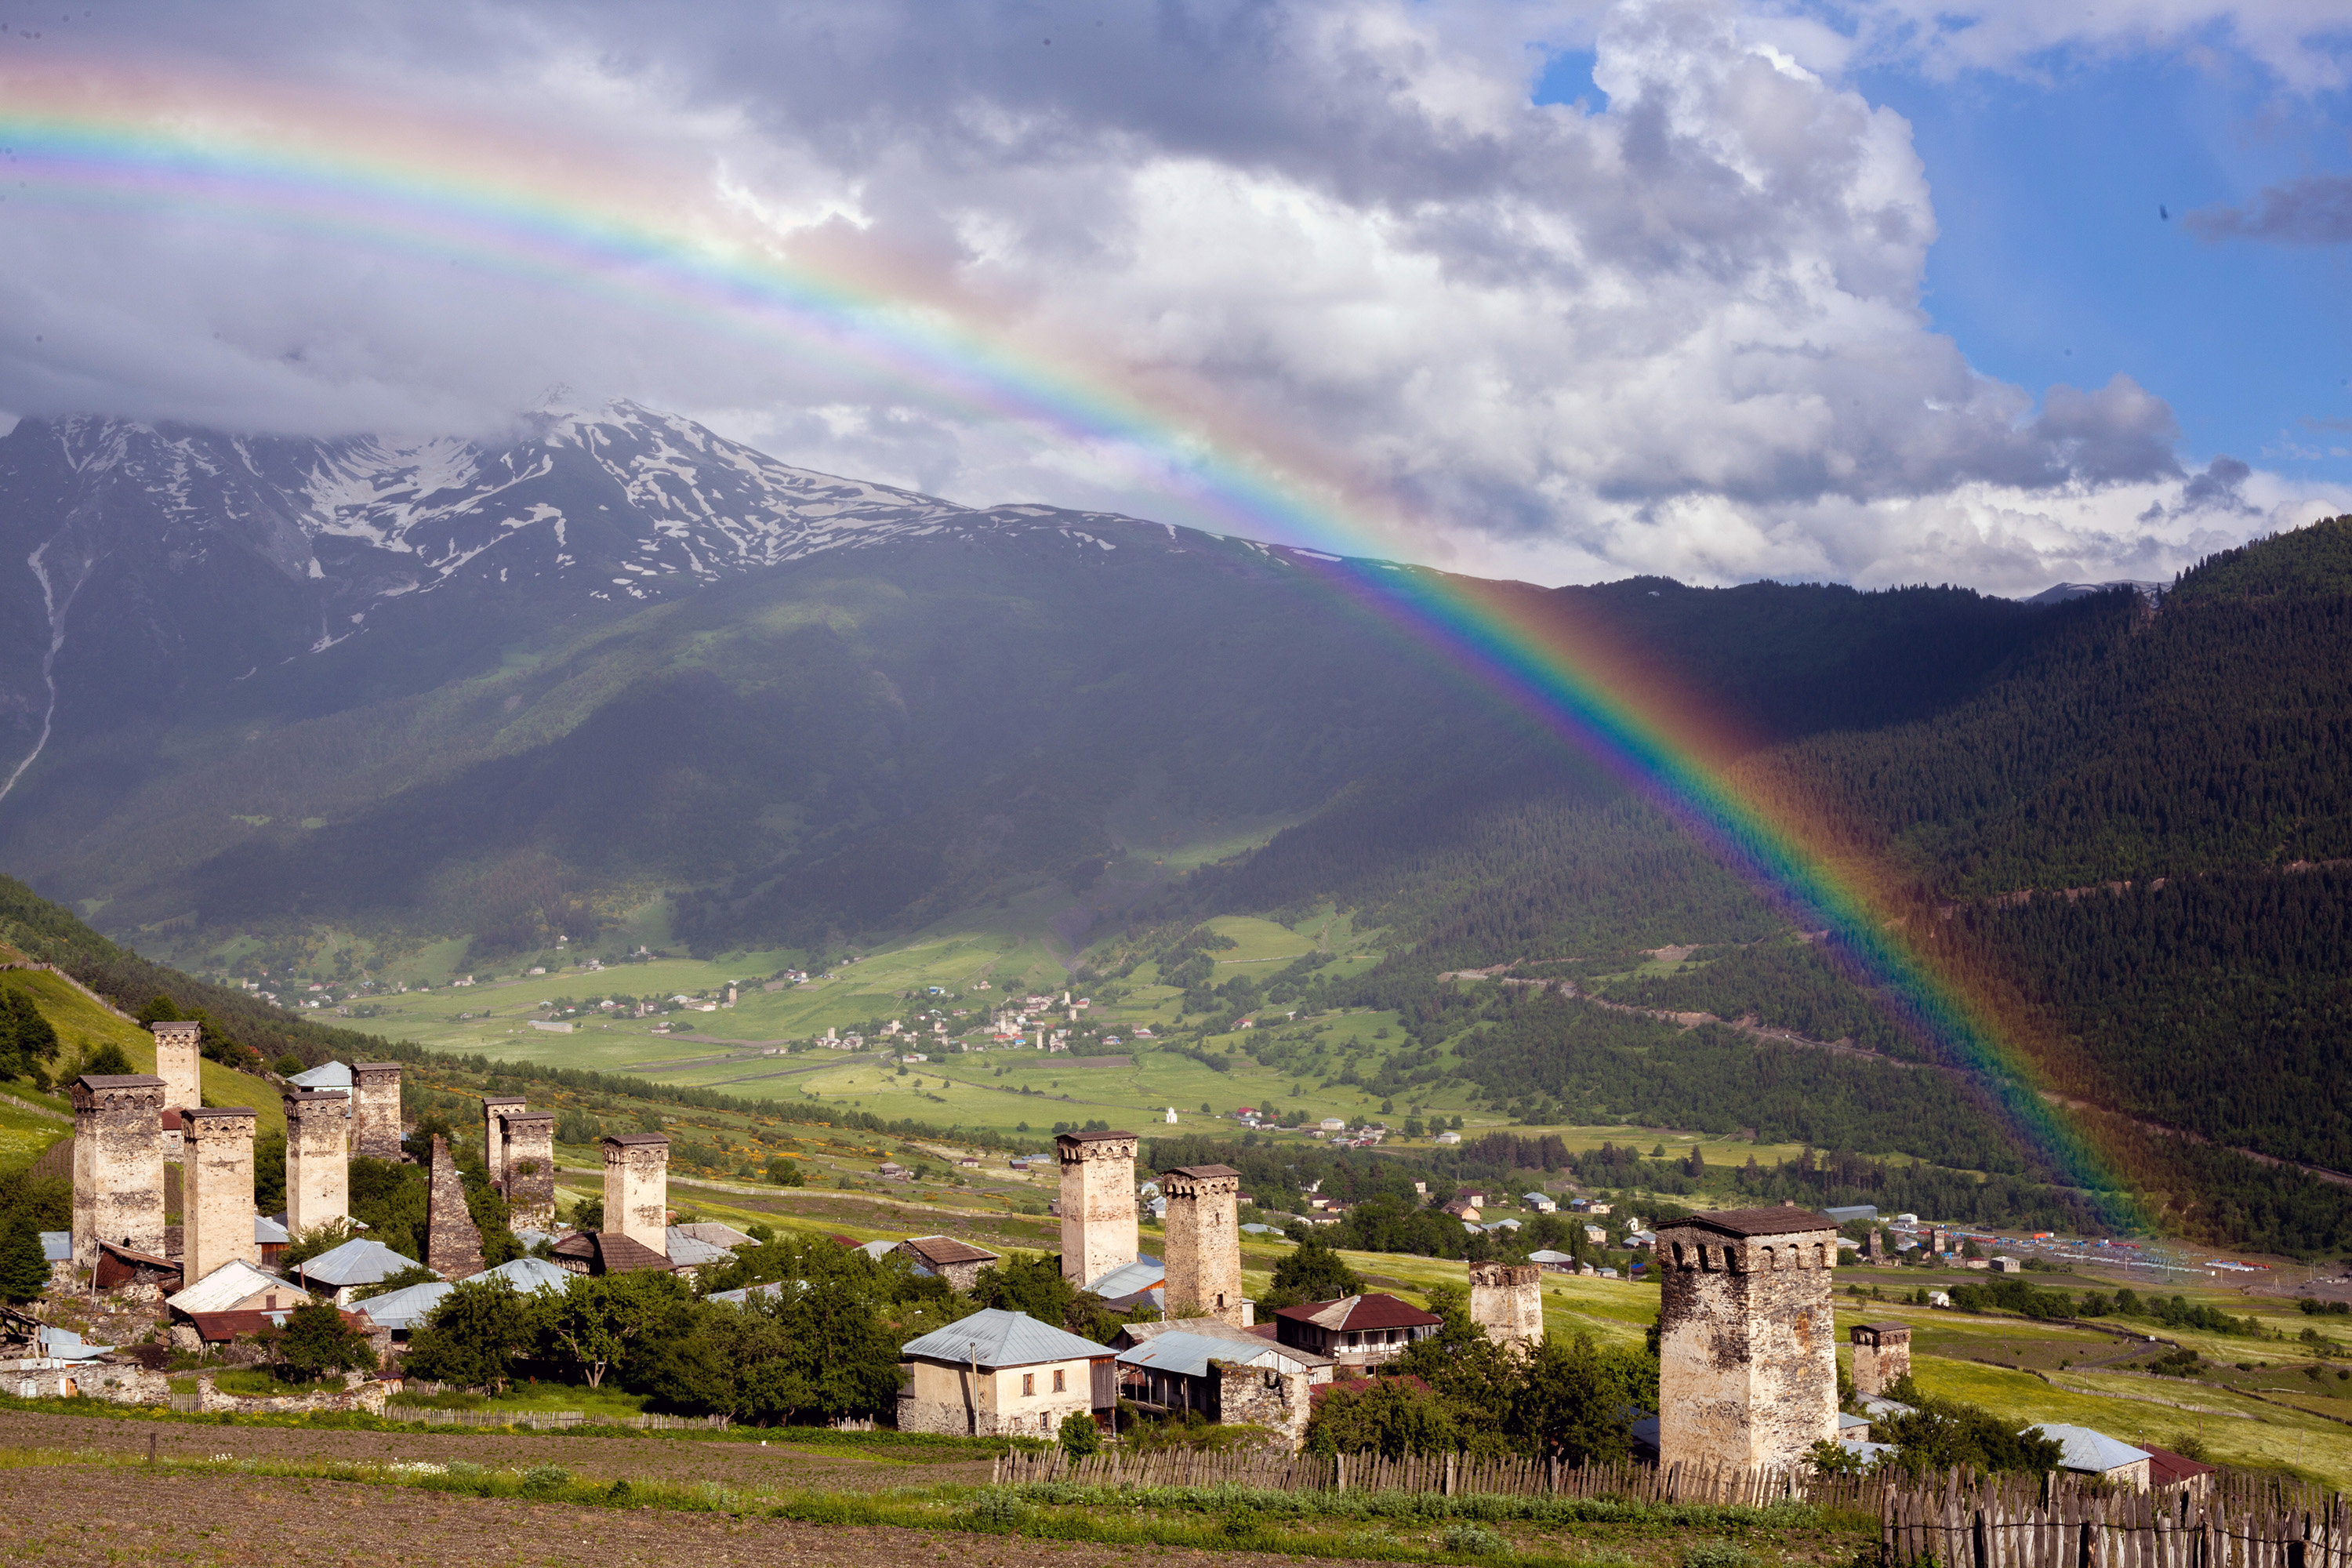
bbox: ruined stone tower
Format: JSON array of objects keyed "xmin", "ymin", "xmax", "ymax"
[
  {"xmin": 601, "ymin": 1132, "xmax": 670, "ymax": 1254},
  {"xmin": 1656, "ymin": 1207, "xmax": 1839, "ymax": 1474},
  {"xmin": 482, "ymin": 1094, "xmax": 526, "ymax": 1182},
  {"xmin": 281, "ymin": 1089, "xmax": 350, "ymax": 1238},
  {"xmin": 149, "ymin": 1021, "xmax": 202, "ymax": 1112},
  {"xmin": 351, "ymin": 1062, "xmax": 405, "ymax": 1161},
  {"xmin": 425, "ymin": 1134, "xmax": 484, "ymax": 1282},
  {"xmin": 1468, "ymin": 1261, "xmax": 1545, "ymax": 1352},
  {"xmin": 71, "ymin": 1073, "xmax": 166, "ymax": 1269},
  {"xmin": 1056, "ymin": 1129, "xmax": 1138, "ymax": 1286},
  {"xmin": 500, "ymin": 1111, "xmax": 556, "ymax": 1231},
  {"xmin": 1160, "ymin": 1162, "xmax": 1248, "ymax": 1326},
  {"xmin": 182, "ymin": 1106, "xmax": 258, "ymax": 1282},
  {"xmin": 1849, "ymin": 1321, "xmax": 1913, "ymax": 1397}
]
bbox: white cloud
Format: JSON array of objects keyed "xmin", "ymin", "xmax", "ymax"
[{"xmin": 0, "ymin": 0, "xmax": 2341, "ymax": 591}]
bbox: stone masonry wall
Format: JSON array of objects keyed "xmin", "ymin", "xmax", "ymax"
[
  {"xmin": 1850, "ymin": 1327, "xmax": 1911, "ymax": 1397},
  {"xmin": 351, "ymin": 1064, "xmax": 404, "ymax": 1161},
  {"xmin": 282, "ymin": 1090, "xmax": 350, "ymax": 1238},
  {"xmin": 426, "ymin": 1134, "xmax": 484, "ymax": 1282},
  {"xmin": 602, "ymin": 1134, "xmax": 670, "ymax": 1254},
  {"xmin": 501, "ymin": 1112, "xmax": 556, "ymax": 1231},
  {"xmin": 183, "ymin": 1106, "xmax": 258, "ymax": 1283},
  {"xmin": 71, "ymin": 1075, "xmax": 166, "ymax": 1269},
  {"xmin": 1657, "ymin": 1222, "xmax": 1838, "ymax": 1473},
  {"xmin": 1161, "ymin": 1166, "xmax": 1246, "ymax": 1326},
  {"xmin": 150, "ymin": 1022, "xmax": 202, "ymax": 1112},
  {"xmin": 1468, "ymin": 1261, "xmax": 1545, "ymax": 1352},
  {"xmin": 1057, "ymin": 1132, "xmax": 1138, "ymax": 1286},
  {"xmin": 1216, "ymin": 1363, "xmax": 1312, "ymax": 1450},
  {"xmin": 482, "ymin": 1096, "xmax": 525, "ymax": 1190}
]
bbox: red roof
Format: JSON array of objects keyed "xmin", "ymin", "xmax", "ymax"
[
  {"xmin": 1273, "ymin": 1293, "xmax": 1443, "ymax": 1332},
  {"xmin": 2145, "ymin": 1447, "xmax": 2217, "ymax": 1488},
  {"xmin": 187, "ymin": 1306, "xmax": 369, "ymax": 1342}
]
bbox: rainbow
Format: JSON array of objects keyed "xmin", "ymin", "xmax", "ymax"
[{"xmin": 0, "ymin": 62, "xmax": 2129, "ymax": 1212}]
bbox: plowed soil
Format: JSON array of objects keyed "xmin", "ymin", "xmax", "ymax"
[
  {"xmin": 0, "ymin": 1465, "xmax": 1381, "ymax": 1566},
  {"xmin": 0, "ymin": 1410, "xmax": 993, "ymax": 1492}
]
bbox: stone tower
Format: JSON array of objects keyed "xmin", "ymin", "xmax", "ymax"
[
  {"xmin": 1468, "ymin": 1261, "xmax": 1544, "ymax": 1352},
  {"xmin": 350, "ymin": 1063, "xmax": 405, "ymax": 1160},
  {"xmin": 149, "ymin": 1021, "xmax": 203, "ymax": 1112},
  {"xmin": 1866, "ymin": 1229, "xmax": 1885, "ymax": 1262},
  {"xmin": 500, "ymin": 1111, "xmax": 557, "ymax": 1231},
  {"xmin": 601, "ymin": 1132, "xmax": 670, "ymax": 1254},
  {"xmin": 482, "ymin": 1094, "xmax": 526, "ymax": 1183},
  {"xmin": 425, "ymin": 1134, "xmax": 484, "ymax": 1282},
  {"xmin": 1160, "ymin": 1162, "xmax": 1248, "ymax": 1326},
  {"xmin": 182, "ymin": 1106, "xmax": 258, "ymax": 1282},
  {"xmin": 1055, "ymin": 1129, "xmax": 1138, "ymax": 1287},
  {"xmin": 70, "ymin": 1073, "xmax": 167, "ymax": 1269},
  {"xmin": 1656, "ymin": 1207, "xmax": 1839, "ymax": 1474},
  {"xmin": 1850, "ymin": 1321, "xmax": 1913, "ymax": 1397},
  {"xmin": 281, "ymin": 1089, "xmax": 350, "ymax": 1238}
]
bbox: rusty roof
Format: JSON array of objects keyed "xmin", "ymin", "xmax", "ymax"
[
  {"xmin": 1665, "ymin": 1206, "xmax": 1838, "ymax": 1238},
  {"xmin": 550, "ymin": 1231, "xmax": 672, "ymax": 1272},
  {"xmin": 1273, "ymin": 1292, "xmax": 1443, "ymax": 1332},
  {"xmin": 1159, "ymin": 1163, "xmax": 1243, "ymax": 1181},
  {"xmin": 899, "ymin": 1235, "xmax": 1001, "ymax": 1268}
]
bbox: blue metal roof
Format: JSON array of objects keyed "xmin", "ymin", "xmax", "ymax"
[
  {"xmin": 900, "ymin": 1308, "xmax": 1112, "ymax": 1369},
  {"xmin": 357, "ymin": 1280, "xmax": 452, "ymax": 1330},
  {"xmin": 1085, "ymin": 1256, "xmax": 1165, "ymax": 1299}
]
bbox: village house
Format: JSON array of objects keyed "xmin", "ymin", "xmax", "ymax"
[
  {"xmin": 896, "ymin": 1235, "xmax": 1002, "ymax": 1291},
  {"xmin": 2033, "ymin": 1425, "xmax": 2153, "ymax": 1489},
  {"xmin": 292, "ymin": 1237, "xmax": 419, "ymax": 1307},
  {"xmin": 1270, "ymin": 1294, "xmax": 1443, "ymax": 1367},
  {"xmin": 897, "ymin": 1308, "xmax": 1116, "ymax": 1437},
  {"xmin": 550, "ymin": 1231, "xmax": 675, "ymax": 1276},
  {"xmin": 1112, "ymin": 1329, "xmax": 1318, "ymax": 1448}
]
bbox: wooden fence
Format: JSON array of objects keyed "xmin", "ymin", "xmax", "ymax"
[
  {"xmin": 992, "ymin": 1447, "xmax": 1881, "ymax": 1508},
  {"xmin": 1882, "ymin": 1470, "xmax": 2352, "ymax": 1568}
]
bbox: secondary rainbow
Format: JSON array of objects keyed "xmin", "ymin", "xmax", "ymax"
[{"xmin": 0, "ymin": 63, "xmax": 2127, "ymax": 1207}]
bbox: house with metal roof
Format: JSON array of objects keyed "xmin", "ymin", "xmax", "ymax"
[
  {"xmin": 468, "ymin": 1256, "xmax": 571, "ymax": 1294},
  {"xmin": 167, "ymin": 1260, "xmax": 315, "ymax": 1318},
  {"xmin": 1115, "ymin": 1329, "xmax": 1320, "ymax": 1445},
  {"xmin": 1083, "ymin": 1254, "xmax": 1165, "ymax": 1312},
  {"xmin": 1527, "ymin": 1248, "xmax": 1577, "ymax": 1272},
  {"xmin": 897, "ymin": 1235, "xmax": 1002, "ymax": 1291},
  {"xmin": 709, "ymin": 1279, "xmax": 792, "ymax": 1307},
  {"xmin": 662, "ymin": 1228, "xmax": 738, "ymax": 1273},
  {"xmin": 286, "ymin": 1060, "xmax": 354, "ymax": 1091},
  {"xmin": 1112, "ymin": 1316, "xmax": 1336, "ymax": 1384},
  {"xmin": 356, "ymin": 1279, "xmax": 454, "ymax": 1334},
  {"xmin": 898, "ymin": 1308, "xmax": 1116, "ymax": 1438},
  {"xmin": 292, "ymin": 1237, "xmax": 423, "ymax": 1305},
  {"xmin": 1270, "ymin": 1294, "xmax": 1443, "ymax": 1366},
  {"xmin": 2030, "ymin": 1424, "xmax": 2152, "ymax": 1488},
  {"xmin": 549, "ymin": 1231, "xmax": 673, "ymax": 1276}
]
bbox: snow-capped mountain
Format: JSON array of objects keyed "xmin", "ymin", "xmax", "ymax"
[{"xmin": 0, "ymin": 403, "xmax": 1149, "ymax": 792}]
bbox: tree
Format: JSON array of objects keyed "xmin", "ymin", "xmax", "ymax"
[
  {"xmin": 1059, "ymin": 1410, "xmax": 1101, "ymax": 1455},
  {"xmin": 1305, "ymin": 1377, "xmax": 1461, "ymax": 1457},
  {"xmin": 1511, "ymin": 1334, "xmax": 1635, "ymax": 1465},
  {"xmin": 542, "ymin": 1272, "xmax": 686, "ymax": 1389},
  {"xmin": 1261, "ymin": 1236, "xmax": 1366, "ymax": 1310},
  {"xmin": 280, "ymin": 1219, "xmax": 356, "ymax": 1271},
  {"xmin": 404, "ymin": 1278, "xmax": 538, "ymax": 1392},
  {"xmin": 353, "ymin": 1263, "xmax": 439, "ymax": 1302},
  {"xmin": 1876, "ymin": 1395, "xmax": 2066, "ymax": 1476},
  {"xmin": 569, "ymin": 1197, "xmax": 605, "ymax": 1232},
  {"xmin": 0, "ymin": 987, "xmax": 60, "ymax": 1086},
  {"xmin": 79, "ymin": 1041, "xmax": 133, "ymax": 1077},
  {"xmin": 274, "ymin": 1299, "xmax": 378, "ymax": 1381},
  {"xmin": 0, "ymin": 1211, "xmax": 50, "ymax": 1304},
  {"xmin": 764, "ymin": 1156, "xmax": 804, "ymax": 1188},
  {"xmin": 630, "ymin": 1279, "xmax": 906, "ymax": 1425}
]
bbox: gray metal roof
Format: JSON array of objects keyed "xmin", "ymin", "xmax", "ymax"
[
  {"xmin": 662, "ymin": 1229, "xmax": 735, "ymax": 1269},
  {"xmin": 357, "ymin": 1280, "xmax": 453, "ymax": 1330},
  {"xmin": 1084, "ymin": 1255, "xmax": 1165, "ymax": 1298},
  {"xmin": 710, "ymin": 1279, "xmax": 793, "ymax": 1306},
  {"xmin": 295, "ymin": 1236, "xmax": 420, "ymax": 1287},
  {"xmin": 288, "ymin": 1060, "xmax": 354, "ymax": 1089},
  {"xmin": 1116, "ymin": 1330, "xmax": 1297, "ymax": 1380},
  {"xmin": 39, "ymin": 1230, "xmax": 68, "ymax": 1263},
  {"xmin": 2031, "ymin": 1424, "xmax": 2151, "ymax": 1475},
  {"xmin": 1527, "ymin": 1248, "xmax": 1575, "ymax": 1264},
  {"xmin": 900, "ymin": 1308, "xmax": 1112, "ymax": 1369},
  {"xmin": 254, "ymin": 1215, "xmax": 290, "ymax": 1244},
  {"xmin": 165, "ymin": 1259, "xmax": 309, "ymax": 1315},
  {"xmin": 466, "ymin": 1256, "xmax": 571, "ymax": 1294}
]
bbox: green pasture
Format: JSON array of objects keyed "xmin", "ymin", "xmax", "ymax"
[
  {"xmin": 2, "ymin": 967, "xmax": 285, "ymax": 1138},
  {"xmin": 0, "ymin": 1093, "xmax": 68, "ymax": 1165}
]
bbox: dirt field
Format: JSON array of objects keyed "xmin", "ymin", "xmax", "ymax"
[
  {"xmin": 0, "ymin": 1410, "xmax": 996, "ymax": 1492},
  {"xmin": 0, "ymin": 1465, "xmax": 1393, "ymax": 1566}
]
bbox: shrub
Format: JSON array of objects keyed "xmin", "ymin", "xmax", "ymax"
[
  {"xmin": 963, "ymin": 1489, "xmax": 1030, "ymax": 1528},
  {"xmin": 1441, "ymin": 1522, "xmax": 1509, "ymax": 1557},
  {"xmin": 1058, "ymin": 1410, "xmax": 1099, "ymax": 1457},
  {"xmin": 1683, "ymin": 1544, "xmax": 1760, "ymax": 1568}
]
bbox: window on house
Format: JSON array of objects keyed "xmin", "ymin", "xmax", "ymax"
[
  {"xmin": 1022, "ymin": 1373, "xmax": 1035, "ymax": 1396},
  {"xmin": 1052, "ymin": 1368, "xmax": 1065, "ymax": 1392}
]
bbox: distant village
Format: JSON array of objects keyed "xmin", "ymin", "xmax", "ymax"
[{"xmin": 0, "ymin": 1021, "xmax": 2214, "ymax": 1496}]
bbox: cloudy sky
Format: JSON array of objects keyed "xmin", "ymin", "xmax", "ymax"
[{"xmin": 0, "ymin": 1, "xmax": 2346, "ymax": 593}]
